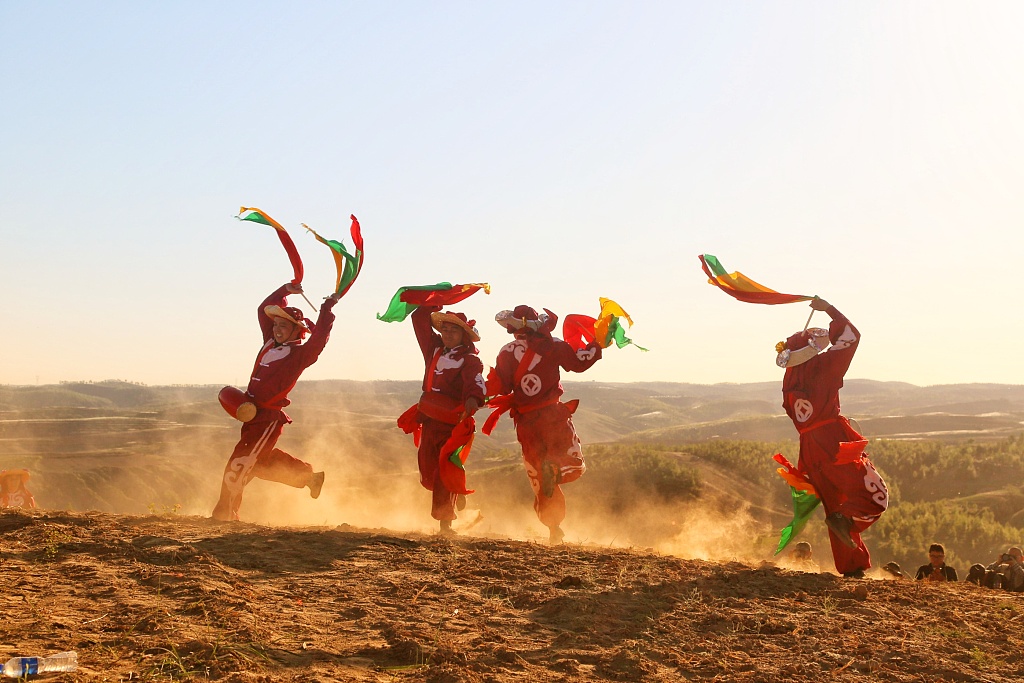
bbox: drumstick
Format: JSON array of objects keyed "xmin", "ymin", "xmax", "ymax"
[{"xmin": 803, "ymin": 308, "xmax": 814, "ymax": 331}]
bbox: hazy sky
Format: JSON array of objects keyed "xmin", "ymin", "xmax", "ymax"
[{"xmin": 2, "ymin": 2, "xmax": 1022, "ymax": 388}]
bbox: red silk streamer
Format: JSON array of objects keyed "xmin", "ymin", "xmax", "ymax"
[
  {"xmin": 239, "ymin": 207, "xmax": 304, "ymax": 285},
  {"xmin": 401, "ymin": 284, "xmax": 488, "ymax": 307},
  {"xmin": 562, "ymin": 314, "xmax": 598, "ymax": 352},
  {"xmin": 397, "ymin": 404, "xmax": 422, "ymax": 447},
  {"xmin": 699, "ymin": 254, "xmax": 811, "ymax": 305},
  {"xmin": 340, "ymin": 214, "xmax": 364, "ymax": 297},
  {"xmin": 773, "ymin": 453, "xmax": 816, "ymax": 496},
  {"xmin": 439, "ymin": 416, "xmax": 476, "ymax": 495},
  {"xmin": 482, "ymin": 393, "xmax": 513, "ymax": 435},
  {"xmin": 277, "ymin": 228, "xmax": 303, "ymax": 285},
  {"xmin": 303, "ymin": 214, "xmax": 365, "ymax": 296}
]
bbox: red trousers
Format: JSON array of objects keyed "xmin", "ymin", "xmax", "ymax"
[
  {"xmin": 212, "ymin": 417, "xmax": 313, "ymax": 521},
  {"xmin": 514, "ymin": 402, "xmax": 586, "ymax": 529},
  {"xmin": 417, "ymin": 418, "xmax": 458, "ymax": 521},
  {"xmin": 801, "ymin": 423, "xmax": 888, "ymax": 574}
]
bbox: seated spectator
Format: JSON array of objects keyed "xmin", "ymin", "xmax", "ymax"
[
  {"xmin": 966, "ymin": 563, "xmax": 987, "ymax": 585},
  {"xmin": 985, "ymin": 546, "xmax": 1024, "ymax": 591},
  {"xmin": 915, "ymin": 543, "xmax": 958, "ymax": 582},
  {"xmin": 792, "ymin": 541, "xmax": 812, "ymax": 561},
  {"xmin": 788, "ymin": 541, "xmax": 819, "ymax": 571},
  {"xmin": 0, "ymin": 469, "xmax": 37, "ymax": 509},
  {"xmin": 1009, "ymin": 547, "xmax": 1024, "ymax": 591}
]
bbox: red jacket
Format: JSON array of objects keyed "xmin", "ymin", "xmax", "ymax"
[
  {"xmin": 245, "ymin": 285, "xmax": 337, "ymax": 415},
  {"xmin": 487, "ymin": 333, "xmax": 602, "ymax": 411},
  {"xmin": 412, "ymin": 307, "xmax": 486, "ymax": 408}
]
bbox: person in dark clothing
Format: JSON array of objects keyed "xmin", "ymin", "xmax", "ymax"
[
  {"xmin": 915, "ymin": 543, "xmax": 958, "ymax": 582},
  {"xmin": 983, "ymin": 546, "xmax": 1024, "ymax": 591}
]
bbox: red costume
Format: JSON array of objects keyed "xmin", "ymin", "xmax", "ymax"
[
  {"xmin": 781, "ymin": 305, "xmax": 888, "ymax": 575},
  {"xmin": 486, "ymin": 306, "xmax": 602, "ymax": 535},
  {"xmin": 0, "ymin": 469, "xmax": 36, "ymax": 509},
  {"xmin": 212, "ymin": 285, "xmax": 337, "ymax": 521},
  {"xmin": 407, "ymin": 307, "xmax": 486, "ymax": 522}
]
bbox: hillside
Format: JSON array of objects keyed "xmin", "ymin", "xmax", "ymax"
[
  {"xmin": 2, "ymin": 379, "xmax": 1023, "ymax": 576},
  {"xmin": 2, "ymin": 507, "xmax": 1022, "ymax": 682},
  {"xmin": 3, "ymin": 381, "xmax": 1024, "ymax": 681},
  {"xmin": 3, "ymin": 379, "xmax": 1022, "ymax": 448}
]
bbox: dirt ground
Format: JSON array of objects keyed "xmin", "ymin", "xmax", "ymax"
[{"xmin": 1, "ymin": 509, "xmax": 1022, "ymax": 682}]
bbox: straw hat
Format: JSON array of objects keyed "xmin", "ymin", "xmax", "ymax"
[
  {"xmin": 430, "ymin": 311, "xmax": 480, "ymax": 343},
  {"xmin": 264, "ymin": 305, "xmax": 310, "ymax": 332}
]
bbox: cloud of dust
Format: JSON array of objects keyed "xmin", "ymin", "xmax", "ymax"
[
  {"xmin": 183, "ymin": 414, "xmax": 783, "ymax": 558},
  {"xmin": 1, "ymin": 400, "xmax": 237, "ymax": 516},
  {"xmin": 545, "ymin": 483, "xmax": 781, "ymax": 562},
  {"xmin": 228, "ymin": 417, "xmax": 551, "ymax": 542},
  {"xmin": 652, "ymin": 502, "xmax": 776, "ymax": 563},
  {"xmin": 0, "ymin": 382, "xmax": 808, "ymax": 567}
]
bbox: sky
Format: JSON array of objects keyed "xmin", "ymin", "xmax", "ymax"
[{"xmin": 2, "ymin": 1, "xmax": 1022, "ymax": 388}]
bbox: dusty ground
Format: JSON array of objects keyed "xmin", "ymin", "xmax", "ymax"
[{"xmin": 1, "ymin": 508, "xmax": 1022, "ymax": 682}]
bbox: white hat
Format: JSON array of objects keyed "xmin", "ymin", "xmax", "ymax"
[{"xmin": 776, "ymin": 328, "xmax": 830, "ymax": 368}]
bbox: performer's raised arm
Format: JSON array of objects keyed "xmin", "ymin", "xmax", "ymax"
[
  {"xmin": 557, "ymin": 339, "xmax": 602, "ymax": 373},
  {"xmin": 815, "ymin": 299, "xmax": 860, "ymax": 379},
  {"xmin": 295, "ymin": 293, "xmax": 341, "ymax": 368},
  {"xmin": 411, "ymin": 305, "xmax": 442, "ymax": 363}
]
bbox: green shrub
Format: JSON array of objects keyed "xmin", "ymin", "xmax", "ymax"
[{"xmin": 581, "ymin": 444, "xmax": 701, "ymax": 509}]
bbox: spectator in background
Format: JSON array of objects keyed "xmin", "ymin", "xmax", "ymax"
[
  {"xmin": 915, "ymin": 543, "xmax": 958, "ymax": 582},
  {"xmin": 789, "ymin": 541, "xmax": 818, "ymax": 571},
  {"xmin": 0, "ymin": 469, "xmax": 36, "ymax": 508},
  {"xmin": 984, "ymin": 546, "xmax": 1024, "ymax": 591},
  {"xmin": 1005, "ymin": 547, "xmax": 1024, "ymax": 591}
]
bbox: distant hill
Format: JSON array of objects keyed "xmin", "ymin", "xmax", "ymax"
[{"xmin": 8, "ymin": 377, "xmax": 1020, "ymax": 442}]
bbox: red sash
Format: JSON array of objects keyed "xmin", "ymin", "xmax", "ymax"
[
  {"xmin": 397, "ymin": 348, "xmax": 465, "ymax": 443},
  {"xmin": 797, "ymin": 416, "xmax": 868, "ymax": 465},
  {"xmin": 417, "ymin": 392, "xmax": 464, "ymax": 425}
]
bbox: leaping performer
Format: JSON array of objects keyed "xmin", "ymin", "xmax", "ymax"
[
  {"xmin": 378, "ymin": 283, "xmax": 490, "ymax": 536},
  {"xmin": 699, "ymin": 254, "xmax": 888, "ymax": 577},
  {"xmin": 484, "ymin": 299, "xmax": 644, "ymax": 545},
  {"xmin": 212, "ymin": 208, "xmax": 363, "ymax": 521}
]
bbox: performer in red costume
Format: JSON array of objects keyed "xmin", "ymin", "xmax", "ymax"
[
  {"xmin": 0, "ymin": 469, "xmax": 36, "ymax": 509},
  {"xmin": 212, "ymin": 283, "xmax": 340, "ymax": 521},
  {"xmin": 405, "ymin": 307, "xmax": 486, "ymax": 535},
  {"xmin": 776, "ymin": 297, "xmax": 888, "ymax": 577},
  {"xmin": 486, "ymin": 306, "xmax": 602, "ymax": 544}
]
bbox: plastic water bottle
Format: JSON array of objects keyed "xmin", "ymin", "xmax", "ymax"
[{"xmin": 3, "ymin": 651, "xmax": 77, "ymax": 677}]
